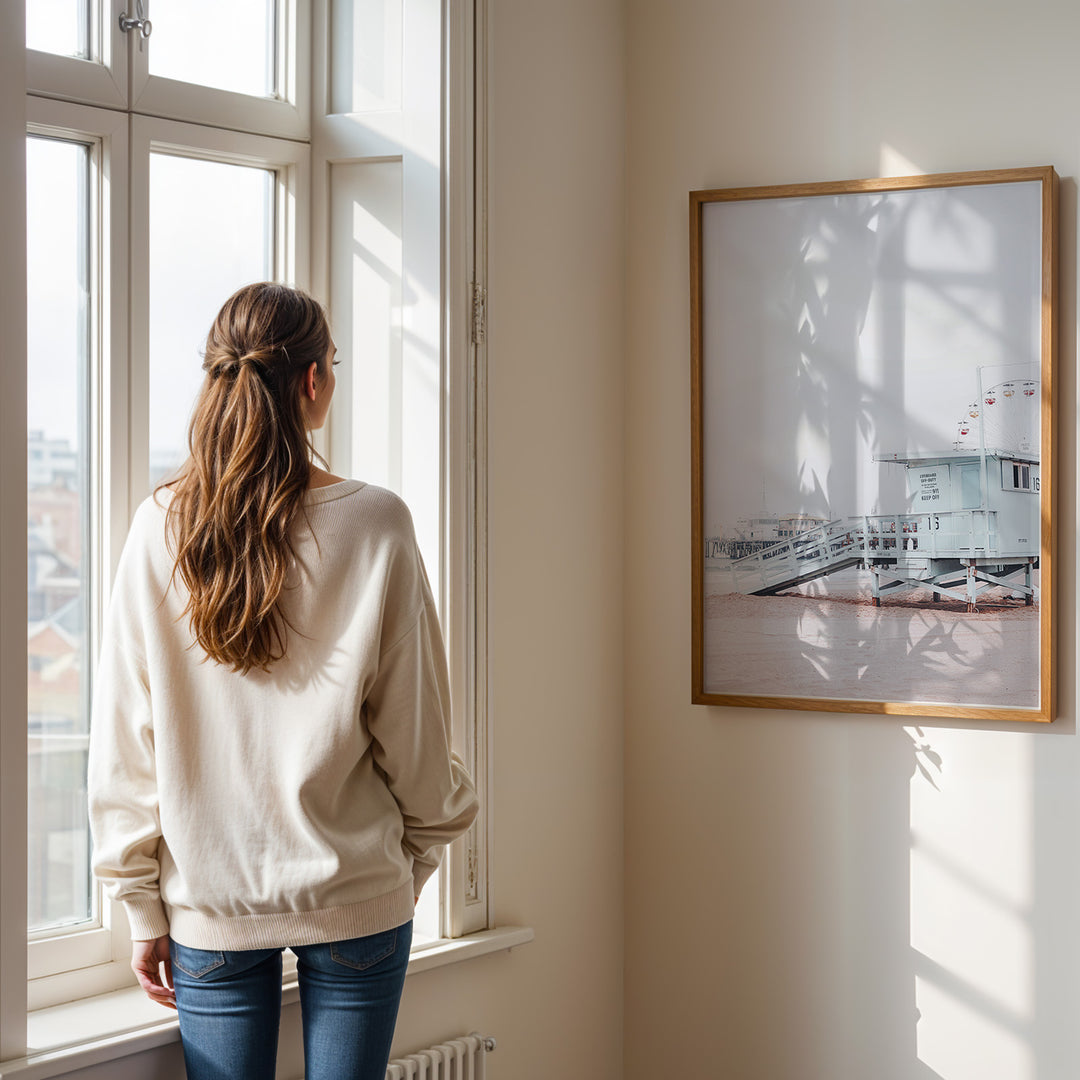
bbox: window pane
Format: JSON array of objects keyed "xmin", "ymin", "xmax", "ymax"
[
  {"xmin": 26, "ymin": 136, "xmax": 93, "ymax": 933},
  {"xmin": 149, "ymin": 154, "xmax": 274, "ymax": 487},
  {"xmin": 149, "ymin": 0, "xmax": 277, "ymax": 99},
  {"xmin": 26, "ymin": 0, "xmax": 89, "ymax": 58}
]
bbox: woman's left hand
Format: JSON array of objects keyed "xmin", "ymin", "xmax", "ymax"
[{"xmin": 131, "ymin": 935, "xmax": 176, "ymax": 1009}]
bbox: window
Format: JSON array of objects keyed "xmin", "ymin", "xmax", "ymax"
[
  {"xmin": 21, "ymin": 95, "xmax": 309, "ymax": 1010},
  {"xmin": 3, "ymin": 0, "xmax": 489, "ymax": 1054},
  {"xmin": 1002, "ymin": 459, "xmax": 1040, "ymax": 494}
]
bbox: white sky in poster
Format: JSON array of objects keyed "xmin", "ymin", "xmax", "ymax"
[{"xmin": 701, "ymin": 181, "xmax": 1042, "ymax": 536}]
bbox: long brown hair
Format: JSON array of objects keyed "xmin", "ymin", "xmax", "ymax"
[{"xmin": 157, "ymin": 282, "xmax": 332, "ymax": 674}]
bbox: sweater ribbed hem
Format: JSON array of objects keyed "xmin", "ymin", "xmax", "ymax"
[{"xmin": 166, "ymin": 880, "xmax": 417, "ymax": 951}]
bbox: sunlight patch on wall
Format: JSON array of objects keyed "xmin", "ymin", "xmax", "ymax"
[
  {"xmin": 914, "ymin": 976, "xmax": 1032, "ymax": 1080},
  {"xmin": 909, "ymin": 729, "xmax": 1034, "ymax": 1079},
  {"xmin": 880, "ymin": 144, "xmax": 925, "ymax": 179}
]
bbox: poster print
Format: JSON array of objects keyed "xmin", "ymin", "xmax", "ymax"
[{"xmin": 690, "ymin": 168, "xmax": 1057, "ymax": 721}]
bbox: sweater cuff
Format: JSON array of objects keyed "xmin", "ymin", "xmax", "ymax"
[{"xmin": 124, "ymin": 897, "xmax": 170, "ymax": 941}]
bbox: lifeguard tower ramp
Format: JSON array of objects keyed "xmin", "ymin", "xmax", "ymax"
[{"xmin": 724, "ymin": 508, "xmax": 1037, "ymax": 610}]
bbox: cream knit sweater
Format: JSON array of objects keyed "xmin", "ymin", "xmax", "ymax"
[{"xmin": 88, "ymin": 480, "xmax": 478, "ymax": 950}]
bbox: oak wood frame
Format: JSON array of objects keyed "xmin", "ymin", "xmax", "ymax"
[{"xmin": 690, "ymin": 167, "xmax": 1058, "ymax": 721}]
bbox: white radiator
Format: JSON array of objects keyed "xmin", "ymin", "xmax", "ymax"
[{"xmin": 385, "ymin": 1032, "xmax": 496, "ymax": 1080}]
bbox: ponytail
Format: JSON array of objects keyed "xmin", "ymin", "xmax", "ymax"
[{"xmin": 156, "ymin": 283, "xmax": 332, "ymax": 674}]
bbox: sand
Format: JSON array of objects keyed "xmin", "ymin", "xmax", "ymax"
[{"xmin": 703, "ymin": 568, "xmax": 1040, "ymax": 708}]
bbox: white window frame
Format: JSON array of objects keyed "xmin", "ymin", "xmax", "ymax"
[{"xmin": 2, "ymin": 0, "xmax": 493, "ymax": 1056}]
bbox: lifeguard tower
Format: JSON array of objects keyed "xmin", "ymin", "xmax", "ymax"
[{"xmin": 717, "ymin": 377, "xmax": 1041, "ymax": 611}]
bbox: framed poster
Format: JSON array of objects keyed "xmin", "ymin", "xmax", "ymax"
[{"xmin": 690, "ymin": 167, "xmax": 1057, "ymax": 721}]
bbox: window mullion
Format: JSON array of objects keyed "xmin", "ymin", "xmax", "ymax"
[{"xmin": 127, "ymin": 116, "xmax": 151, "ymax": 505}]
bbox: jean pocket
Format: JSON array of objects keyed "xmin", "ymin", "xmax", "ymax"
[
  {"xmin": 329, "ymin": 927, "xmax": 400, "ymax": 971},
  {"xmin": 170, "ymin": 942, "xmax": 226, "ymax": 979}
]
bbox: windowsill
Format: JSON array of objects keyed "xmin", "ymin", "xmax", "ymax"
[{"xmin": 1, "ymin": 927, "xmax": 533, "ymax": 1080}]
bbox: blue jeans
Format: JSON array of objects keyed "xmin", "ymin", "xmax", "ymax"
[{"xmin": 170, "ymin": 921, "xmax": 412, "ymax": 1080}]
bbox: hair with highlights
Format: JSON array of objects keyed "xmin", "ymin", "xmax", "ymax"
[{"xmin": 156, "ymin": 282, "xmax": 332, "ymax": 674}]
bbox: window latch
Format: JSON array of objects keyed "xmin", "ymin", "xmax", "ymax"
[{"xmin": 119, "ymin": 0, "xmax": 152, "ymax": 38}]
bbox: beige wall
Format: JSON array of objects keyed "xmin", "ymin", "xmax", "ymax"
[{"xmin": 624, "ymin": 2, "xmax": 1078, "ymax": 1078}]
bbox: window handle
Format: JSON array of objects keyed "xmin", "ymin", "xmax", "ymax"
[{"xmin": 119, "ymin": 0, "xmax": 152, "ymax": 38}]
